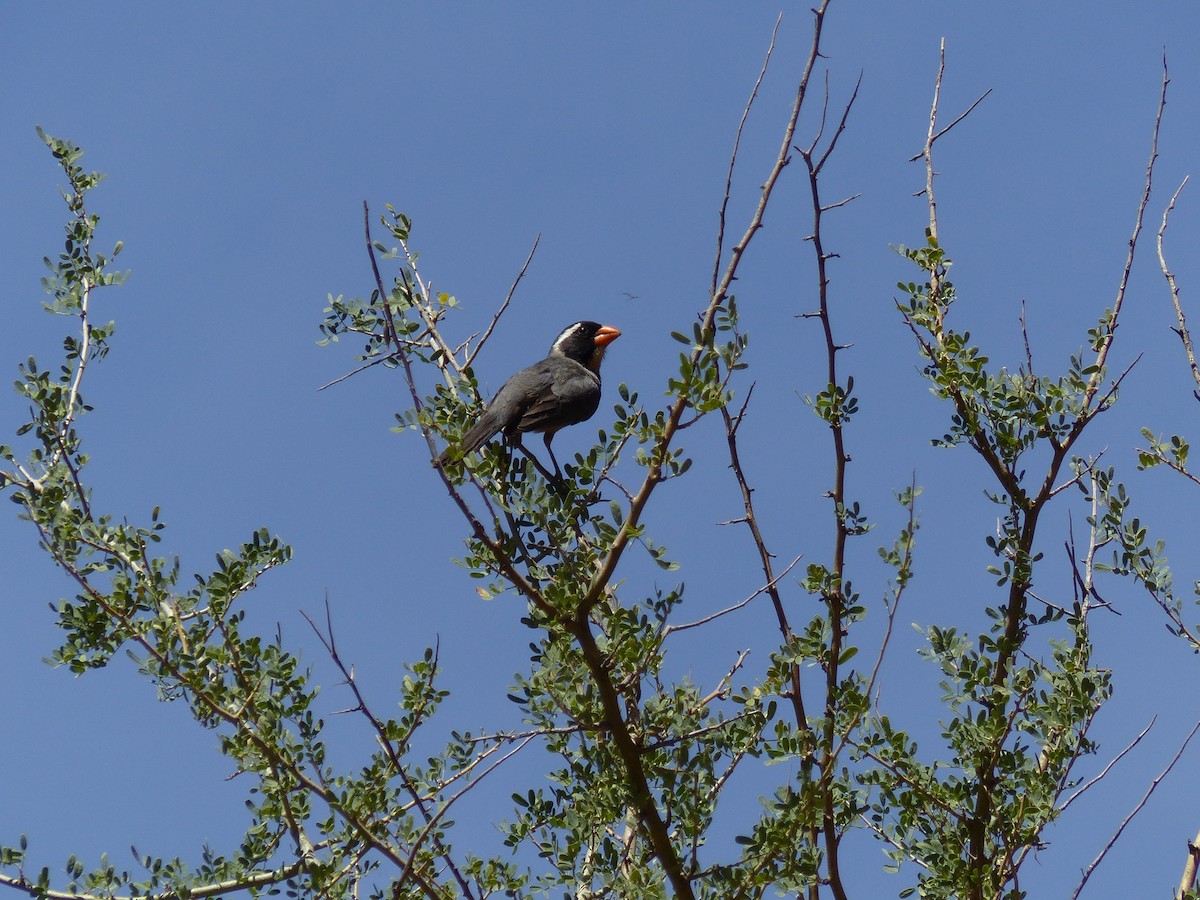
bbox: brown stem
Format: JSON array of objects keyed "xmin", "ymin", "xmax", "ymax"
[
  {"xmin": 579, "ymin": 0, "xmax": 834, "ymax": 620},
  {"xmin": 570, "ymin": 608, "xmax": 696, "ymax": 900},
  {"xmin": 791, "ymin": 61, "xmax": 862, "ymax": 900}
]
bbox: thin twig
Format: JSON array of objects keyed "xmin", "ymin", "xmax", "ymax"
[
  {"xmin": 811, "ymin": 71, "xmax": 863, "ymax": 173},
  {"xmin": 858, "ymin": 474, "xmax": 918, "ymax": 717},
  {"xmin": 1019, "ymin": 301, "xmax": 1034, "ymax": 375},
  {"xmin": 1059, "ymin": 717, "xmax": 1155, "ymax": 812},
  {"xmin": 712, "ymin": 13, "xmax": 783, "ymax": 298},
  {"xmin": 907, "ymin": 87, "xmax": 992, "ymax": 162},
  {"xmin": 663, "ymin": 554, "xmax": 803, "ymax": 635},
  {"xmin": 1157, "ymin": 176, "xmax": 1200, "ymax": 398},
  {"xmin": 317, "ymin": 351, "xmax": 400, "ymax": 391},
  {"xmin": 1072, "ymin": 719, "xmax": 1200, "ymax": 899},
  {"xmin": 820, "ymin": 193, "xmax": 862, "ymax": 213},
  {"xmin": 466, "ymin": 233, "xmax": 541, "ymax": 369},
  {"xmin": 1085, "ymin": 52, "xmax": 1168, "ymax": 405}
]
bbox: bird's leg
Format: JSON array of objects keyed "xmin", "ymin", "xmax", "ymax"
[
  {"xmin": 543, "ymin": 433, "xmax": 563, "ymax": 480},
  {"xmin": 543, "ymin": 434, "xmax": 571, "ymax": 495},
  {"xmin": 510, "ymin": 436, "xmax": 559, "ymax": 487}
]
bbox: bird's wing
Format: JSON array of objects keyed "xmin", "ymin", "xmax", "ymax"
[
  {"xmin": 464, "ymin": 361, "xmax": 557, "ymax": 445},
  {"xmin": 517, "ymin": 359, "xmax": 600, "ymax": 434}
]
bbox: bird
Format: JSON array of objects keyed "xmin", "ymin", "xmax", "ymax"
[{"xmin": 437, "ymin": 321, "xmax": 622, "ymax": 478}]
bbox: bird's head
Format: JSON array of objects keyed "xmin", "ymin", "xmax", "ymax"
[{"xmin": 549, "ymin": 321, "xmax": 622, "ymax": 372}]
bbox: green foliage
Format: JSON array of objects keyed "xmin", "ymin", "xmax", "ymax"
[
  {"xmin": 879, "ymin": 229, "xmax": 1126, "ymax": 898},
  {"xmin": 1, "ymin": 136, "xmax": 506, "ymax": 900},
  {"xmin": 7, "ymin": 62, "xmax": 1200, "ymax": 900},
  {"xmin": 668, "ymin": 294, "xmax": 748, "ymax": 417},
  {"xmin": 1088, "ymin": 462, "xmax": 1200, "ymax": 651}
]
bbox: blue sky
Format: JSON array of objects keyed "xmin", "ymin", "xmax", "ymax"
[{"xmin": 3, "ymin": 4, "xmax": 1200, "ymax": 897}]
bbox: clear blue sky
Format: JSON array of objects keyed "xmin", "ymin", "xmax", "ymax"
[{"xmin": 3, "ymin": 4, "xmax": 1200, "ymax": 897}]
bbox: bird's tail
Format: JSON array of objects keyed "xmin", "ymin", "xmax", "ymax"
[{"xmin": 437, "ymin": 413, "xmax": 501, "ymax": 466}]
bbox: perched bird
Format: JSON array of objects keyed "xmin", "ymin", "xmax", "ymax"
[{"xmin": 438, "ymin": 321, "xmax": 622, "ymax": 477}]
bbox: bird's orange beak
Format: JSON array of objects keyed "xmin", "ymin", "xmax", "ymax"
[{"xmin": 594, "ymin": 325, "xmax": 622, "ymax": 347}]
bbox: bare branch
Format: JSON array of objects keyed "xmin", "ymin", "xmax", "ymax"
[
  {"xmin": 1085, "ymin": 52, "xmax": 1169, "ymax": 405},
  {"xmin": 1059, "ymin": 717, "xmax": 1155, "ymax": 813},
  {"xmin": 1072, "ymin": 718, "xmax": 1200, "ymax": 899},
  {"xmin": 907, "ymin": 86, "xmax": 992, "ymax": 162},
  {"xmin": 317, "ymin": 351, "xmax": 400, "ymax": 391},
  {"xmin": 813, "ymin": 71, "xmax": 863, "ymax": 173},
  {"xmin": 859, "ymin": 475, "xmax": 919, "ymax": 714},
  {"xmin": 1157, "ymin": 176, "xmax": 1200, "ymax": 398},
  {"xmin": 820, "ymin": 192, "xmax": 862, "ymax": 213},
  {"xmin": 663, "ymin": 554, "xmax": 804, "ymax": 635},
  {"xmin": 466, "ymin": 233, "xmax": 541, "ymax": 369},
  {"xmin": 712, "ymin": 13, "xmax": 783, "ymax": 298}
]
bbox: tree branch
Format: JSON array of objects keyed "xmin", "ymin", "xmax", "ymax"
[
  {"xmin": 1157, "ymin": 176, "xmax": 1200, "ymax": 399},
  {"xmin": 1072, "ymin": 719, "xmax": 1200, "ymax": 900}
]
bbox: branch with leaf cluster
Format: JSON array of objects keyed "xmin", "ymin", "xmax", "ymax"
[
  {"xmin": 316, "ymin": 4, "xmax": 930, "ymax": 897},
  {"xmin": 0, "ymin": 132, "xmax": 560, "ymax": 900},
  {"xmin": 872, "ymin": 41, "xmax": 1171, "ymax": 900}
]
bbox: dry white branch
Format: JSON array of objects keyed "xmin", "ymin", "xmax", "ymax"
[{"xmin": 1157, "ymin": 176, "xmax": 1200, "ymax": 398}]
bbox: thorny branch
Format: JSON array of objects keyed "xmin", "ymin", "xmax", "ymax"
[
  {"xmin": 351, "ymin": 7, "xmax": 843, "ymax": 897},
  {"xmin": 909, "ymin": 40, "xmax": 1169, "ymax": 900},
  {"xmin": 786, "ymin": 52, "xmax": 869, "ymax": 900}
]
